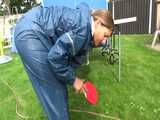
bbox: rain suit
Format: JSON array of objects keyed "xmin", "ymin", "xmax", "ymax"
[{"xmin": 14, "ymin": 3, "xmax": 92, "ymax": 120}]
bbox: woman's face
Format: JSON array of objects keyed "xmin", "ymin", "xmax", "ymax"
[{"xmin": 93, "ymin": 20, "xmax": 113, "ymax": 47}]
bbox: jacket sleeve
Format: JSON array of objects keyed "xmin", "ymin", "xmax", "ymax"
[
  {"xmin": 48, "ymin": 29, "xmax": 87, "ymax": 85},
  {"xmin": 70, "ymin": 50, "xmax": 88, "ymax": 68}
]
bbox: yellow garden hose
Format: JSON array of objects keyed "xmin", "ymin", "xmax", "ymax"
[{"xmin": 2, "ymin": 80, "xmax": 120, "ymax": 120}]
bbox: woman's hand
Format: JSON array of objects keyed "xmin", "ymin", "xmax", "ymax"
[{"xmin": 73, "ymin": 77, "xmax": 84, "ymax": 93}]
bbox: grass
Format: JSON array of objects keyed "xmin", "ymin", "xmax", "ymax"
[{"xmin": 0, "ymin": 34, "xmax": 160, "ymax": 120}]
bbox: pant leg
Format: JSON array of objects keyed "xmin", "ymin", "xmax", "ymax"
[{"xmin": 15, "ymin": 31, "xmax": 69, "ymax": 120}]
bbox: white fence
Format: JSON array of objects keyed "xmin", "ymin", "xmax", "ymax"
[{"xmin": 0, "ymin": 14, "xmax": 22, "ymax": 38}]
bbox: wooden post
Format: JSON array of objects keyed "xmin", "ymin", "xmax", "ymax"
[
  {"xmin": 156, "ymin": 0, "xmax": 160, "ymax": 30},
  {"xmin": 152, "ymin": 30, "xmax": 160, "ymax": 48},
  {"xmin": 151, "ymin": 0, "xmax": 160, "ymax": 47}
]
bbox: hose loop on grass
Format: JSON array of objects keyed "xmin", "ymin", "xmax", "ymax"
[
  {"xmin": 2, "ymin": 80, "xmax": 31, "ymax": 119},
  {"xmin": 2, "ymin": 80, "xmax": 121, "ymax": 120},
  {"xmin": 70, "ymin": 109, "xmax": 120, "ymax": 120}
]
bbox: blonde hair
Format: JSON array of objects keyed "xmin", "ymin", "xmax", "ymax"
[{"xmin": 91, "ymin": 9, "xmax": 114, "ymax": 31}]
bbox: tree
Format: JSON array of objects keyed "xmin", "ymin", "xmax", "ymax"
[
  {"xmin": 9, "ymin": 0, "xmax": 37, "ymax": 14},
  {"xmin": 4, "ymin": 0, "xmax": 10, "ymax": 14}
]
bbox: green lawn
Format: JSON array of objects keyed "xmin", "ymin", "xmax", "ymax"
[{"xmin": 0, "ymin": 35, "xmax": 160, "ymax": 120}]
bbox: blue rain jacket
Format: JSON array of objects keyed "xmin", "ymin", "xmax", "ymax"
[
  {"xmin": 15, "ymin": 3, "xmax": 92, "ymax": 85},
  {"xmin": 14, "ymin": 3, "xmax": 92, "ymax": 120}
]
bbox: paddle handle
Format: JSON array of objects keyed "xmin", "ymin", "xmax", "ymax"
[{"xmin": 82, "ymin": 86, "xmax": 87, "ymax": 98}]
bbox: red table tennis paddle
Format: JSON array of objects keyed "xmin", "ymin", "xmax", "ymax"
[{"xmin": 82, "ymin": 81, "xmax": 98, "ymax": 105}]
